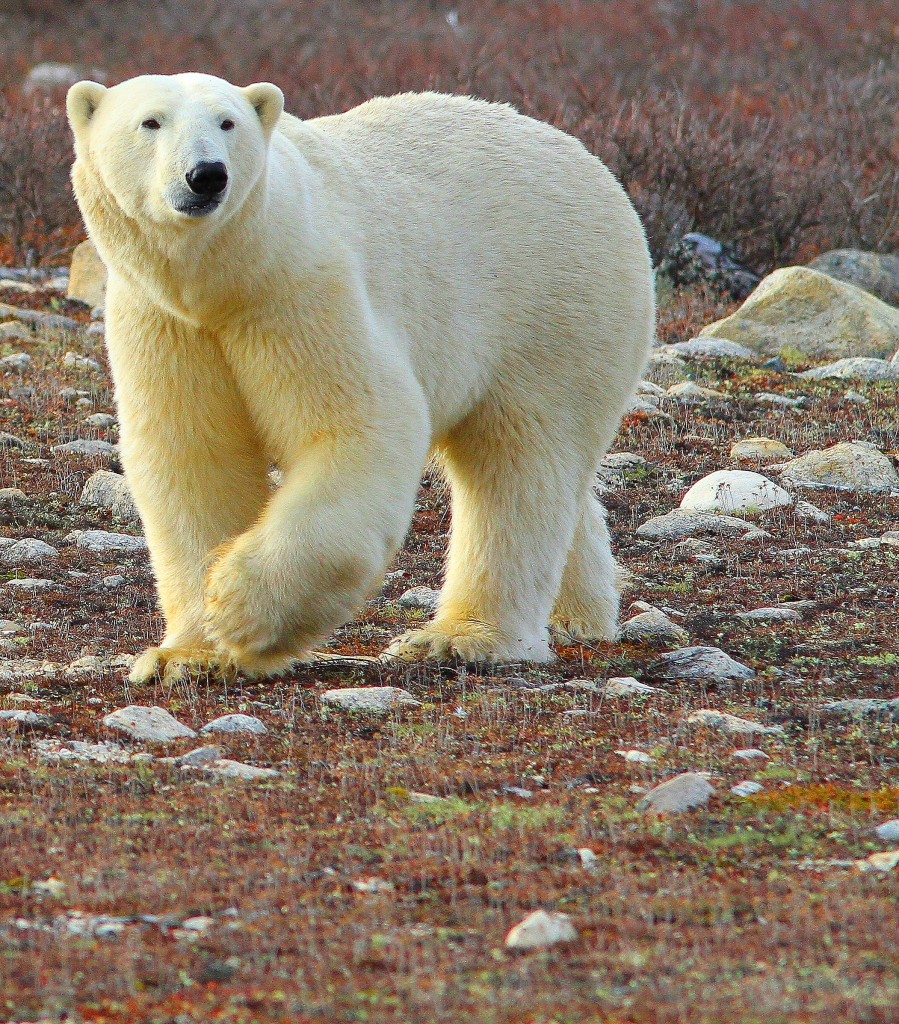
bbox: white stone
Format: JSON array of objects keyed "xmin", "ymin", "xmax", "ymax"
[
  {"xmin": 602, "ymin": 676, "xmax": 661, "ymax": 696},
  {"xmin": 731, "ymin": 781, "xmax": 763, "ymax": 797},
  {"xmin": 0, "ymin": 352, "xmax": 31, "ymax": 371},
  {"xmin": 5, "ymin": 578, "xmax": 56, "ymax": 592},
  {"xmin": 52, "ymin": 439, "xmax": 117, "ymax": 459},
  {"xmin": 0, "ymin": 709, "xmax": 55, "ymax": 729},
  {"xmin": 0, "ymin": 488, "xmax": 28, "ymax": 506},
  {"xmin": 680, "ymin": 470, "xmax": 793, "ymax": 515},
  {"xmin": 174, "ymin": 746, "xmax": 223, "ymax": 767},
  {"xmin": 80, "ymin": 470, "xmax": 137, "ymax": 520},
  {"xmin": 616, "ymin": 749, "xmax": 654, "ymax": 764},
  {"xmin": 103, "ymin": 705, "xmax": 196, "ymax": 742},
  {"xmin": 874, "ymin": 820, "xmax": 899, "ymax": 842},
  {"xmin": 62, "ymin": 351, "xmax": 102, "ymax": 371},
  {"xmin": 397, "ymin": 586, "xmax": 441, "ymax": 612},
  {"xmin": 686, "ymin": 709, "xmax": 783, "ymax": 736},
  {"xmin": 738, "ymin": 607, "xmax": 802, "ymax": 623},
  {"xmin": 200, "ymin": 759, "xmax": 281, "ymax": 781},
  {"xmin": 321, "ymin": 687, "xmax": 421, "ymax": 713},
  {"xmin": 83, "ymin": 412, "xmax": 116, "ymax": 429},
  {"xmin": 577, "ymin": 848, "xmax": 599, "ymax": 870},
  {"xmin": 856, "ymin": 851, "xmax": 899, "ymax": 874},
  {"xmin": 798, "ymin": 357, "xmax": 899, "ymax": 381},
  {"xmin": 652, "ymin": 646, "xmax": 755, "ymax": 683},
  {"xmin": 666, "ymin": 381, "xmax": 729, "ymax": 404},
  {"xmin": 666, "ymin": 338, "xmax": 755, "ymax": 360},
  {"xmin": 35, "ymin": 739, "xmax": 133, "ymax": 764},
  {"xmin": 637, "ymin": 772, "xmax": 715, "ymax": 814},
  {"xmin": 731, "ymin": 748, "xmax": 770, "ymax": 761},
  {"xmin": 67, "ymin": 530, "xmax": 147, "ymax": 554},
  {"xmin": 616, "ymin": 607, "xmax": 689, "ymax": 646},
  {"xmin": 504, "ymin": 909, "xmax": 578, "ymax": 950},
  {"xmin": 754, "ymin": 392, "xmax": 806, "ymax": 409},
  {"xmin": 774, "ymin": 442, "xmax": 899, "ymax": 494},
  {"xmin": 794, "ymin": 500, "xmax": 831, "ymax": 523},
  {"xmin": 0, "ymin": 539, "xmax": 59, "ymax": 565},
  {"xmin": 636, "ymin": 509, "xmax": 768, "ymax": 542},
  {"xmin": 200, "ymin": 714, "xmax": 267, "ymax": 736},
  {"xmin": 730, "ymin": 438, "xmax": 794, "ymax": 463},
  {"xmin": 820, "ymin": 698, "xmax": 899, "ymax": 720}
]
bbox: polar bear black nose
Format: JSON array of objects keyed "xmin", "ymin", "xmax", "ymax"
[{"xmin": 185, "ymin": 161, "xmax": 228, "ymax": 196}]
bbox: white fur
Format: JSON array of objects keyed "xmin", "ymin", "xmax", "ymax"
[{"xmin": 67, "ymin": 73, "xmax": 654, "ymax": 681}]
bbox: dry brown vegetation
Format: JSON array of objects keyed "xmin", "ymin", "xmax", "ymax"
[{"xmin": 0, "ymin": 2, "xmax": 898, "ymax": 1022}]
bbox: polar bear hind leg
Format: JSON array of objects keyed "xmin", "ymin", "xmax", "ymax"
[
  {"xmin": 384, "ymin": 403, "xmax": 588, "ymax": 664},
  {"xmin": 550, "ymin": 494, "xmax": 620, "ymax": 643}
]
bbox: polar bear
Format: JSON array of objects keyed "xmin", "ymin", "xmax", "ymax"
[{"xmin": 66, "ymin": 73, "xmax": 654, "ymax": 682}]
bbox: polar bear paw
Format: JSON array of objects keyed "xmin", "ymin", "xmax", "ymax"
[
  {"xmin": 129, "ymin": 644, "xmax": 225, "ymax": 684},
  {"xmin": 382, "ymin": 619, "xmax": 554, "ymax": 664}
]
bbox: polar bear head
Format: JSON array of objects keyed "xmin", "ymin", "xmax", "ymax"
[{"xmin": 67, "ymin": 73, "xmax": 283, "ymax": 228}]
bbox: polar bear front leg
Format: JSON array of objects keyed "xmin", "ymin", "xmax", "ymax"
[
  {"xmin": 105, "ymin": 294, "xmax": 272, "ymax": 683},
  {"xmin": 203, "ymin": 403, "xmax": 430, "ymax": 671}
]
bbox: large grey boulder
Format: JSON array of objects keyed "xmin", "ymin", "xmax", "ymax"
[
  {"xmin": 774, "ymin": 442, "xmax": 899, "ymax": 494},
  {"xmin": 700, "ymin": 267, "xmax": 899, "ymax": 359},
  {"xmin": 80, "ymin": 471, "xmax": 138, "ymax": 520},
  {"xmin": 808, "ymin": 249, "xmax": 899, "ymax": 307}
]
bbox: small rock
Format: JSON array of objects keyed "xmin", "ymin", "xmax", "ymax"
[
  {"xmin": 794, "ymin": 500, "xmax": 831, "ymax": 523},
  {"xmin": 616, "ymin": 607, "xmax": 689, "ymax": 647},
  {"xmin": 651, "ymin": 646, "xmax": 755, "ymax": 683},
  {"xmin": 874, "ymin": 820, "xmax": 899, "ymax": 842},
  {"xmin": 200, "ymin": 714, "xmax": 267, "ymax": 736},
  {"xmin": 321, "ymin": 687, "xmax": 421, "ymax": 713},
  {"xmin": 680, "ymin": 470, "xmax": 793, "ymax": 515},
  {"xmin": 35, "ymin": 739, "xmax": 133, "ymax": 764},
  {"xmin": 0, "ymin": 352, "xmax": 32, "ymax": 371},
  {"xmin": 637, "ymin": 772, "xmax": 715, "ymax": 814},
  {"xmin": 616, "ymin": 749, "xmax": 654, "ymax": 764},
  {"xmin": 636, "ymin": 509, "xmax": 768, "ymax": 542},
  {"xmin": 819, "ymin": 698, "xmax": 899, "ymax": 721},
  {"xmin": 0, "ymin": 432, "xmax": 27, "ymax": 449},
  {"xmin": 730, "ymin": 438, "xmax": 794, "ymax": 463},
  {"xmin": 808, "ymin": 249, "xmax": 899, "ymax": 306},
  {"xmin": 577, "ymin": 848, "xmax": 599, "ymax": 871},
  {"xmin": 738, "ymin": 607, "xmax": 802, "ymax": 623},
  {"xmin": 798, "ymin": 357, "xmax": 899, "ymax": 382},
  {"xmin": 774, "ymin": 442, "xmax": 899, "ymax": 494},
  {"xmin": 103, "ymin": 705, "xmax": 197, "ymax": 743},
  {"xmin": 731, "ymin": 780, "xmax": 764, "ymax": 797},
  {"xmin": 52, "ymin": 439, "xmax": 117, "ymax": 459},
  {"xmin": 0, "ymin": 487, "xmax": 29, "ymax": 506},
  {"xmin": 0, "ymin": 709, "xmax": 56, "ymax": 731},
  {"xmin": 62, "ymin": 351, "xmax": 102, "ymax": 372},
  {"xmin": 83, "ymin": 413, "xmax": 116, "ymax": 428},
  {"xmin": 855, "ymin": 851, "xmax": 899, "ymax": 874},
  {"xmin": 0, "ymin": 322, "xmax": 34, "ymax": 343},
  {"xmin": 65, "ymin": 655, "xmax": 105, "ymax": 676},
  {"xmin": 666, "ymin": 381, "xmax": 730, "ymax": 404},
  {"xmin": 67, "ymin": 530, "xmax": 146, "ymax": 554},
  {"xmin": 101, "ymin": 574, "xmax": 126, "ymax": 588},
  {"xmin": 843, "ymin": 390, "xmax": 869, "ymax": 405},
  {"xmin": 80, "ymin": 471, "xmax": 137, "ymax": 520},
  {"xmin": 352, "ymin": 877, "xmax": 395, "ymax": 894},
  {"xmin": 199, "ymin": 759, "xmax": 281, "ymax": 781},
  {"xmin": 0, "ymin": 539, "xmax": 59, "ymax": 565},
  {"xmin": 666, "ymin": 338, "xmax": 755, "ymax": 360},
  {"xmin": 174, "ymin": 745, "xmax": 223, "ymax": 767},
  {"xmin": 685, "ymin": 709, "xmax": 784, "ymax": 736},
  {"xmin": 397, "ymin": 586, "xmax": 441, "ymax": 612},
  {"xmin": 601, "ymin": 676, "xmax": 661, "ymax": 696},
  {"xmin": 504, "ymin": 909, "xmax": 578, "ymax": 951},
  {"xmin": 731, "ymin": 748, "xmax": 770, "ymax": 762},
  {"xmin": 754, "ymin": 392, "xmax": 807, "ymax": 409}
]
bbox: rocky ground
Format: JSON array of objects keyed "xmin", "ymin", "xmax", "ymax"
[{"xmin": 0, "ymin": 271, "xmax": 897, "ymax": 1023}]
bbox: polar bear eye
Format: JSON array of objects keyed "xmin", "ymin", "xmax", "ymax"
[
  {"xmin": 221, "ymin": 119, "xmax": 235, "ymax": 131},
  {"xmin": 142, "ymin": 118, "xmax": 161, "ymax": 130}
]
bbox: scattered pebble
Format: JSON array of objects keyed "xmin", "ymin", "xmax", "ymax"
[
  {"xmin": 686, "ymin": 709, "xmax": 784, "ymax": 736},
  {"xmin": 601, "ymin": 676, "xmax": 661, "ymax": 696},
  {"xmin": 616, "ymin": 607, "xmax": 689, "ymax": 646},
  {"xmin": 730, "ymin": 437, "xmax": 794, "ymax": 463},
  {"xmin": 504, "ymin": 909, "xmax": 578, "ymax": 950},
  {"xmin": 738, "ymin": 606, "xmax": 802, "ymax": 623},
  {"xmin": 66, "ymin": 530, "xmax": 147, "ymax": 554},
  {"xmin": 35, "ymin": 739, "xmax": 133, "ymax": 764},
  {"xmin": 320, "ymin": 687, "xmax": 421, "ymax": 713},
  {"xmin": 637, "ymin": 772, "xmax": 715, "ymax": 814},
  {"xmin": 731, "ymin": 748, "xmax": 771, "ymax": 762},
  {"xmin": 616, "ymin": 749, "xmax": 654, "ymax": 764},
  {"xmin": 51, "ymin": 439, "xmax": 118, "ymax": 459},
  {"xmin": 397, "ymin": 586, "xmax": 441, "ymax": 612},
  {"xmin": 731, "ymin": 780, "xmax": 764, "ymax": 797},
  {"xmin": 651, "ymin": 647, "xmax": 755, "ymax": 683},
  {"xmin": 103, "ymin": 706, "xmax": 197, "ymax": 743},
  {"xmin": 874, "ymin": 820, "xmax": 899, "ymax": 842},
  {"xmin": 200, "ymin": 713, "xmax": 267, "ymax": 736},
  {"xmin": 62, "ymin": 351, "xmax": 102, "ymax": 371}
]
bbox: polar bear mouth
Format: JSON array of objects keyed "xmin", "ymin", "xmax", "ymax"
[{"xmin": 174, "ymin": 196, "xmax": 223, "ymax": 218}]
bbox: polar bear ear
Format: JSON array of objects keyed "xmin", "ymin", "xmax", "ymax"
[
  {"xmin": 66, "ymin": 81, "xmax": 107, "ymax": 136},
  {"xmin": 243, "ymin": 83, "xmax": 284, "ymax": 135}
]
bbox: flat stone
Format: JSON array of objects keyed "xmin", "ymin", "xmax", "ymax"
[
  {"xmin": 754, "ymin": 392, "xmax": 806, "ymax": 409},
  {"xmin": 198, "ymin": 759, "xmax": 281, "ymax": 781},
  {"xmin": 0, "ymin": 322, "xmax": 34, "ymax": 343},
  {"xmin": 67, "ymin": 530, "xmax": 146, "ymax": 554},
  {"xmin": 856, "ymin": 851, "xmax": 899, "ymax": 874},
  {"xmin": 52, "ymin": 439, "xmax": 117, "ymax": 459},
  {"xmin": 637, "ymin": 772, "xmax": 715, "ymax": 814},
  {"xmin": 820, "ymin": 698, "xmax": 899, "ymax": 721},
  {"xmin": 666, "ymin": 338, "xmax": 755, "ymax": 360},
  {"xmin": 874, "ymin": 819, "xmax": 899, "ymax": 842},
  {"xmin": 651, "ymin": 646, "xmax": 755, "ymax": 683},
  {"xmin": 103, "ymin": 705, "xmax": 197, "ymax": 742},
  {"xmin": 0, "ymin": 539, "xmax": 59, "ymax": 565},
  {"xmin": 738, "ymin": 607, "xmax": 802, "ymax": 623},
  {"xmin": 79, "ymin": 471, "xmax": 138, "ymax": 519},
  {"xmin": 0, "ymin": 352, "xmax": 32, "ymax": 371},
  {"xmin": 685, "ymin": 709, "xmax": 784, "ymax": 736},
  {"xmin": 174, "ymin": 745, "xmax": 223, "ymax": 767},
  {"xmin": 798, "ymin": 357, "xmax": 899, "ymax": 381},
  {"xmin": 200, "ymin": 714, "xmax": 267, "ymax": 736},
  {"xmin": 616, "ymin": 607, "xmax": 689, "ymax": 647},
  {"xmin": 666, "ymin": 381, "xmax": 730, "ymax": 404},
  {"xmin": 636, "ymin": 509, "xmax": 768, "ymax": 542},
  {"xmin": 601, "ymin": 676, "xmax": 661, "ymax": 696},
  {"xmin": 680, "ymin": 470, "xmax": 793, "ymax": 515},
  {"xmin": 321, "ymin": 687, "xmax": 421, "ymax": 713},
  {"xmin": 397, "ymin": 586, "xmax": 441, "ymax": 612},
  {"xmin": 65, "ymin": 655, "xmax": 105, "ymax": 676},
  {"xmin": 62, "ymin": 351, "xmax": 102, "ymax": 371},
  {"xmin": 731, "ymin": 748, "xmax": 770, "ymax": 761},
  {"xmin": 881, "ymin": 531, "xmax": 899, "ymax": 548},
  {"xmin": 83, "ymin": 413, "xmax": 116, "ymax": 428},
  {"xmin": 731, "ymin": 780, "xmax": 764, "ymax": 797},
  {"xmin": 504, "ymin": 909, "xmax": 578, "ymax": 950},
  {"xmin": 730, "ymin": 438, "xmax": 794, "ymax": 463},
  {"xmin": 616, "ymin": 749, "xmax": 654, "ymax": 763},
  {"xmin": 700, "ymin": 266, "xmax": 899, "ymax": 359},
  {"xmin": 35, "ymin": 739, "xmax": 133, "ymax": 764},
  {"xmin": 0, "ymin": 709, "xmax": 56, "ymax": 730},
  {"xmin": 5, "ymin": 578, "xmax": 56, "ymax": 592},
  {"xmin": 0, "ymin": 487, "xmax": 28, "ymax": 506},
  {"xmin": 774, "ymin": 442, "xmax": 899, "ymax": 494},
  {"xmin": 794, "ymin": 500, "xmax": 831, "ymax": 523},
  {"xmin": 0, "ymin": 432, "xmax": 26, "ymax": 449}
]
